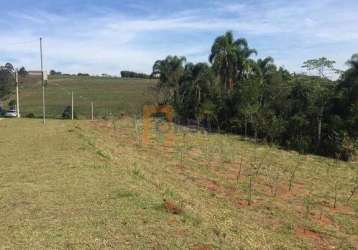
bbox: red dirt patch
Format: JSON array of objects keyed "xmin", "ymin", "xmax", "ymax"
[
  {"xmin": 235, "ymin": 199, "xmax": 255, "ymax": 208},
  {"xmin": 196, "ymin": 177, "xmax": 259, "ymax": 207},
  {"xmin": 311, "ymin": 211, "xmax": 334, "ymax": 226},
  {"xmin": 295, "ymin": 227, "xmax": 330, "ymax": 250},
  {"xmin": 192, "ymin": 244, "xmax": 213, "ymax": 250},
  {"xmin": 294, "ymin": 206, "xmax": 335, "ymax": 229},
  {"xmin": 330, "ymin": 206, "xmax": 354, "ymax": 215},
  {"xmin": 163, "ymin": 199, "xmax": 183, "ymax": 215},
  {"xmin": 199, "ymin": 178, "xmax": 221, "ymax": 193},
  {"xmin": 295, "ymin": 227, "xmax": 322, "ymax": 241}
]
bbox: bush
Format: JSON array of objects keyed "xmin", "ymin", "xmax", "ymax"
[
  {"xmin": 340, "ymin": 135, "xmax": 356, "ymax": 161},
  {"xmin": 25, "ymin": 113, "xmax": 35, "ymax": 118},
  {"xmin": 62, "ymin": 106, "xmax": 77, "ymax": 119},
  {"xmin": 321, "ymin": 131, "xmax": 356, "ymax": 161}
]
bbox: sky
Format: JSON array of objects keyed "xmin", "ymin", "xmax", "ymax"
[{"xmin": 0, "ymin": 0, "xmax": 357, "ymax": 76}]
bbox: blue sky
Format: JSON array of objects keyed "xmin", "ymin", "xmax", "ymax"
[{"xmin": 0, "ymin": 0, "xmax": 357, "ymax": 75}]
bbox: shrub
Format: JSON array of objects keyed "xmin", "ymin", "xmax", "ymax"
[
  {"xmin": 25, "ymin": 113, "xmax": 35, "ymax": 118},
  {"xmin": 62, "ymin": 106, "xmax": 77, "ymax": 119},
  {"xmin": 322, "ymin": 131, "xmax": 356, "ymax": 161}
]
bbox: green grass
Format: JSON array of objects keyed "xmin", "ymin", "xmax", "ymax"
[
  {"xmin": 14, "ymin": 75, "xmax": 157, "ymax": 118},
  {"xmin": 0, "ymin": 118, "xmax": 357, "ymax": 249}
]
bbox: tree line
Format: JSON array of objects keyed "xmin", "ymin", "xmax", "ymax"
[
  {"xmin": 120, "ymin": 70, "xmax": 152, "ymax": 79},
  {"xmin": 152, "ymin": 31, "xmax": 357, "ymax": 160}
]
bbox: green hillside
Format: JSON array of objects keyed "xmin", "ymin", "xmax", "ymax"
[
  {"xmin": 0, "ymin": 118, "xmax": 356, "ymax": 249},
  {"xmin": 16, "ymin": 75, "xmax": 157, "ymax": 119}
]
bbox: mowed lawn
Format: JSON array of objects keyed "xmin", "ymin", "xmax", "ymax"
[
  {"xmin": 17, "ymin": 75, "xmax": 157, "ymax": 119},
  {"xmin": 0, "ymin": 118, "xmax": 357, "ymax": 249}
]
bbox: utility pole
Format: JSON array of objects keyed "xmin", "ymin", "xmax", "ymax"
[
  {"xmin": 40, "ymin": 37, "xmax": 45, "ymax": 124},
  {"xmin": 15, "ymin": 69, "xmax": 20, "ymax": 118},
  {"xmin": 71, "ymin": 91, "xmax": 74, "ymax": 120},
  {"xmin": 91, "ymin": 102, "xmax": 94, "ymax": 121}
]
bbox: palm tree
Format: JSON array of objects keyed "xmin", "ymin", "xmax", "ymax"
[
  {"xmin": 256, "ymin": 57, "xmax": 276, "ymax": 106},
  {"xmin": 209, "ymin": 32, "xmax": 257, "ymax": 93},
  {"xmin": 178, "ymin": 63, "xmax": 214, "ymax": 121},
  {"xmin": 153, "ymin": 56, "xmax": 186, "ymax": 104},
  {"xmin": 153, "ymin": 56, "xmax": 186, "ymax": 88},
  {"xmin": 235, "ymin": 38, "xmax": 257, "ymax": 81},
  {"xmin": 257, "ymin": 57, "xmax": 275, "ymax": 82},
  {"xmin": 209, "ymin": 31, "xmax": 238, "ymax": 93},
  {"xmin": 191, "ymin": 63, "xmax": 213, "ymax": 104}
]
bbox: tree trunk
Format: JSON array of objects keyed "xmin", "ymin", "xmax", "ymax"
[
  {"xmin": 254, "ymin": 126, "xmax": 258, "ymax": 143},
  {"xmin": 317, "ymin": 106, "xmax": 324, "ymax": 146},
  {"xmin": 318, "ymin": 117, "xmax": 322, "ymax": 145},
  {"xmin": 198, "ymin": 87, "xmax": 201, "ymax": 104},
  {"xmin": 244, "ymin": 115, "xmax": 248, "ymax": 138}
]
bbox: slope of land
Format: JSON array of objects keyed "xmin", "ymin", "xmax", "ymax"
[
  {"xmin": 0, "ymin": 118, "xmax": 357, "ymax": 249},
  {"xmin": 14, "ymin": 75, "xmax": 157, "ymax": 118}
]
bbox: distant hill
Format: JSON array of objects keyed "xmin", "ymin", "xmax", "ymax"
[{"xmin": 13, "ymin": 75, "xmax": 157, "ymax": 119}]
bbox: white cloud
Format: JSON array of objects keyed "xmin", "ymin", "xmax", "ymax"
[
  {"xmin": 220, "ymin": 3, "xmax": 247, "ymax": 12},
  {"xmin": 0, "ymin": 0, "xmax": 357, "ymax": 74}
]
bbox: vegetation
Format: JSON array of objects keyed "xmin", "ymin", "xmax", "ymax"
[
  {"xmin": 0, "ymin": 118, "xmax": 356, "ymax": 249},
  {"xmin": 49, "ymin": 69, "xmax": 62, "ymax": 76},
  {"xmin": 0, "ymin": 63, "xmax": 16, "ymax": 100},
  {"xmin": 120, "ymin": 70, "xmax": 152, "ymax": 79},
  {"xmin": 62, "ymin": 106, "xmax": 77, "ymax": 119},
  {"xmin": 8, "ymin": 75, "xmax": 157, "ymax": 119},
  {"xmin": 18, "ymin": 67, "xmax": 28, "ymax": 78},
  {"xmin": 152, "ymin": 31, "xmax": 358, "ymax": 160},
  {"xmin": 77, "ymin": 73, "xmax": 90, "ymax": 77}
]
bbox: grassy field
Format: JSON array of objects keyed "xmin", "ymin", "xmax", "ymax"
[
  {"xmin": 13, "ymin": 75, "xmax": 157, "ymax": 119},
  {"xmin": 0, "ymin": 118, "xmax": 357, "ymax": 249}
]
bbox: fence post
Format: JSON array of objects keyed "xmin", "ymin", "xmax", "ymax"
[
  {"xmin": 71, "ymin": 91, "xmax": 74, "ymax": 120},
  {"xmin": 91, "ymin": 102, "xmax": 94, "ymax": 121}
]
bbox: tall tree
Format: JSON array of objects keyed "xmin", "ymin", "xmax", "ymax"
[
  {"xmin": 4, "ymin": 63, "xmax": 14, "ymax": 73},
  {"xmin": 301, "ymin": 58, "xmax": 338, "ymax": 146},
  {"xmin": 0, "ymin": 65, "xmax": 14, "ymax": 99},
  {"xmin": 209, "ymin": 31, "xmax": 238, "ymax": 93},
  {"xmin": 257, "ymin": 57, "xmax": 275, "ymax": 82},
  {"xmin": 18, "ymin": 67, "xmax": 28, "ymax": 78},
  {"xmin": 209, "ymin": 32, "xmax": 257, "ymax": 93},
  {"xmin": 152, "ymin": 56, "xmax": 186, "ymax": 104},
  {"xmin": 152, "ymin": 34, "xmax": 357, "ymax": 160},
  {"xmin": 302, "ymin": 57, "xmax": 338, "ymax": 78},
  {"xmin": 179, "ymin": 63, "xmax": 215, "ymax": 123},
  {"xmin": 235, "ymin": 38, "xmax": 257, "ymax": 81},
  {"xmin": 256, "ymin": 57, "xmax": 276, "ymax": 106}
]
